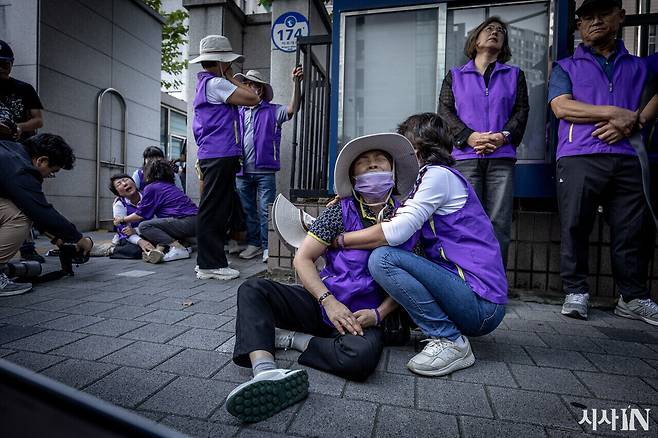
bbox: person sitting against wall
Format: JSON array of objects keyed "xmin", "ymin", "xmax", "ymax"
[
  {"xmin": 114, "ymin": 160, "xmax": 198, "ymax": 264},
  {"xmin": 549, "ymin": 0, "xmax": 658, "ymax": 324},
  {"xmin": 132, "ymin": 146, "xmax": 183, "ymax": 191},
  {"xmin": 224, "ymin": 132, "xmax": 420, "ymax": 423},
  {"xmin": 233, "ymin": 67, "xmax": 303, "ymax": 263},
  {"xmin": 438, "ymin": 17, "xmax": 529, "ymax": 269},
  {"xmin": 95, "ymin": 173, "xmax": 156, "ymax": 259},
  {"xmin": 0, "ymin": 134, "xmax": 93, "ymax": 296},
  {"xmin": 335, "ymin": 113, "xmax": 507, "ymax": 377}
]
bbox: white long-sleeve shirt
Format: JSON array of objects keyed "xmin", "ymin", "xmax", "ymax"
[
  {"xmin": 112, "ymin": 196, "xmax": 143, "ymax": 246},
  {"xmin": 381, "ymin": 165, "xmax": 468, "ymax": 246}
]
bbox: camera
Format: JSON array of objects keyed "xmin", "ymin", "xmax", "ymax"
[
  {"xmin": 0, "ymin": 260, "xmax": 42, "ymax": 278},
  {"xmin": 57, "ymin": 243, "xmax": 90, "ymax": 276}
]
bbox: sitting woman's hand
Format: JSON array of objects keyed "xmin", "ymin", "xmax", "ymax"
[
  {"xmin": 123, "ymin": 225, "xmax": 136, "ymax": 236},
  {"xmin": 113, "ymin": 216, "xmax": 124, "ymax": 226},
  {"xmin": 353, "ymin": 309, "xmax": 377, "ymax": 329},
  {"xmin": 322, "ymin": 296, "xmax": 363, "ymax": 336}
]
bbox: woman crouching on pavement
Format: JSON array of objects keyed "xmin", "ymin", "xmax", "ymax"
[
  {"xmin": 336, "ymin": 113, "xmax": 507, "ymax": 377},
  {"xmin": 225, "ymin": 133, "xmax": 420, "ymax": 422}
]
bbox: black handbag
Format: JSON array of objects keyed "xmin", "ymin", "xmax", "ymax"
[{"xmin": 382, "ymin": 308, "xmax": 412, "ymax": 346}]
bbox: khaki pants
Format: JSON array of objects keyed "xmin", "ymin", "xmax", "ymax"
[{"xmin": 0, "ymin": 198, "xmax": 31, "ymax": 264}]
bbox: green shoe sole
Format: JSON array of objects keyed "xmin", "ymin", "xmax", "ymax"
[{"xmin": 226, "ymin": 370, "xmax": 309, "ymax": 423}]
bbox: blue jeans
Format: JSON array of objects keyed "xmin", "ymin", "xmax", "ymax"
[
  {"xmin": 368, "ymin": 246, "xmax": 505, "ymax": 341},
  {"xmin": 236, "ymin": 173, "xmax": 276, "ymax": 249}
]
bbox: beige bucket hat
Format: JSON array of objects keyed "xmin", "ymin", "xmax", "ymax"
[
  {"xmin": 233, "ymin": 70, "xmax": 274, "ymax": 102},
  {"xmin": 190, "ymin": 35, "xmax": 244, "ymax": 64},
  {"xmin": 334, "ymin": 133, "xmax": 419, "ymax": 199},
  {"xmin": 271, "ymin": 194, "xmax": 316, "ymax": 251}
]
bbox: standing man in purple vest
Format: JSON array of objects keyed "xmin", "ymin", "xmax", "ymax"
[
  {"xmin": 439, "ymin": 17, "xmax": 529, "ymax": 268},
  {"xmin": 233, "ymin": 68, "xmax": 303, "ymax": 263},
  {"xmin": 190, "ymin": 35, "xmax": 259, "ymax": 280},
  {"xmin": 549, "ymin": 0, "xmax": 658, "ymax": 324}
]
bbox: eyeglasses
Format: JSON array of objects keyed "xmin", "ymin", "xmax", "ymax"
[{"xmin": 482, "ymin": 25, "xmax": 506, "ymax": 35}]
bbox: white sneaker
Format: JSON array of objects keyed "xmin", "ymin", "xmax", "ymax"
[
  {"xmin": 274, "ymin": 328, "xmax": 295, "ymax": 350},
  {"xmin": 196, "ymin": 267, "xmax": 240, "ymax": 280},
  {"xmin": 406, "ymin": 336, "xmax": 475, "ymax": 377},
  {"xmin": 163, "ymin": 245, "xmax": 190, "ymax": 262},
  {"xmin": 262, "ymin": 249, "xmax": 269, "ymax": 263},
  {"xmin": 225, "ymin": 369, "xmax": 308, "ymax": 422},
  {"xmin": 227, "ymin": 240, "xmax": 241, "ymax": 254},
  {"xmin": 239, "ymin": 245, "xmax": 263, "ymax": 260}
]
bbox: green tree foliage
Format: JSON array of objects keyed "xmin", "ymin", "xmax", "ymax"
[{"xmin": 144, "ymin": 0, "xmax": 189, "ymax": 90}]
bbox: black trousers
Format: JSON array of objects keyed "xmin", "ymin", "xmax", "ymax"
[
  {"xmin": 556, "ymin": 155, "xmax": 650, "ymax": 300},
  {"xmin": 233, "ymin": 278, "xmax": 384, "ymax": 382},
  {"xmin": 196, "ymin": 156, "xmax": 240, "ymax": 269}
]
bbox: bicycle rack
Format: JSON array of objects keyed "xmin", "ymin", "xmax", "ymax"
[{"xmin": 95, "ymin": 88, "xmax": 128, "ymax": 229}]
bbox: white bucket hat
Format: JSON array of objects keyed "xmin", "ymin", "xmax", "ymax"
[
  {"xmin": 271, "ymin": 194, "xmax": 316, "ymax": 251},
  {"xmin": 190, "ymin": 35, "xmax": 244, "ymax": 64},
  {"xmin": 334, "ymin": 133, "xmax": 419, "ymax": 199},
  {"xmin": 233, "ymin": 70, "xmax": 274, "ymax": 102}
]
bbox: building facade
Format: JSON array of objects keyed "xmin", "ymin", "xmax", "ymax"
[{"xmin": 1, "ymin": 0, "xmax": 164, "ymax": 230}]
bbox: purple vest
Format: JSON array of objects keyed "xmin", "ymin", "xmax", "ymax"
[
  {"xmin": 136, "ymin": 169, "xmax": 145, "ymax": 188},
  {"xmin": 556, "ymin": 42, "xmax": 647, "ymax": 160},
  {"xmin": 239, "ymin": 101, "xmax": 282, "ymax": 171},
  {"xmin": 116, "ymin": 197, "xmax": 140, "ymax": 241},
  {"xmin": 319, "ymin": 197, "xmax": 418, "ymax": 326},
  {"xmin": 418, "ymin": 165, "xmax": 508, "ymax": 304},
  {"xmin": 192, "ymin": 72, "xmax": 241, "ymax": 160},
  {"xmin": 451, "ymin": 60, "xmax": 519, "ymax": 160}
]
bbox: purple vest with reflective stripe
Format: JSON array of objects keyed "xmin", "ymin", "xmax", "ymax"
[
  {"xmin": 240, "ymin": 101, "xmax": 282, "ymax": 171},
  {"xmin": 418, "ymin": 165, "xmax": 508, "ymax": 304},
  {"xmin": 451, "ymin": 60, "xmax": 519, "ymax": 160},
  {"xmin": 116, "ymin": 197, "xmax": 140, "ymax": 241},
  {"xmin": 193, "ymin": 72, "xmax": 241, "ymax": 159},
  {"xmin": 137, "ymin": 169, "xmax": 145, "ymax": 188},
  {"xmin": 556, "ymin": 42, "xmax": 646, "ymax": 160},
  {"xmin": 319, "ymin": 197, "xmax": 418, "ymax": 326}
]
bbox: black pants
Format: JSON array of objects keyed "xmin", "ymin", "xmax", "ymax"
[
  {"xmin": 233, "ymin": 278, "xmax": 384, "ymax": 382},
  {"xmin": 139, "ymin": 216, "xmax": 197, "ymax": 246},
  {"xmin": 556, "ymin": 155, "xmax": 650, "ymax": 300},
  {"xmin": 196, "ymin": 157, "xmax": 240, "ymax": 269}
]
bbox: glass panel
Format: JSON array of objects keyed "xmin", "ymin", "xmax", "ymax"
[
  {"xmin": 341, "ymin": 7, "xmax": 438, "ymax": 145},
  {"xmin": 169, "ymin": 136, "xmax": 185, "ymax": 161},
  {"xmin": 444, "ymin": 3, "xmax": 550, "ymax": 161},
  {"xmin": 490, "ymin": 3, "xmax": 550, "ymax": 161},
  {"xmin": 170, "ymin": 111, "xmax": 187, "ymax": 136},
  {"xmin": 160, "ymin": 107, "xmax": 168, "ymax": 152}
]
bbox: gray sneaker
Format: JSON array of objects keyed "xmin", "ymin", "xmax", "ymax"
[
  {"xmin": 274, "ymin": 328, "xmax": 295, "ymax": 350},
  {"xmin": 561, "ymin": 293, "xmax": 589, "ymax": 320},
  {"xmin": 0, "ymin": 273, "xmax": 32, "ymax": 297},
  {"xmin": 615, "ymin": 297, "xmax": 658, "ymax": 326},
  {"xmin": 406, "ymin": 336, "xmax": 475, "ymax": 377}
]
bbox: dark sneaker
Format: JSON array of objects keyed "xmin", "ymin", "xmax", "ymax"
[
  {"xmin": 0, "ymin": 273, "xmax": 32, "ymax": 297},
  {"xmin": 225, "ymin": 369, "xmax": 308, "ymax": 422},
  {"xmin": 20, "ymin": 250, "xmax": 45, "ymax": 263},
  {"xmin": 561, "ymin": 293, "xmax": 589, "ymax": 320},
  {"xmin": 615, "ymin": 297, "xmax": 658, "ymax": 327}
]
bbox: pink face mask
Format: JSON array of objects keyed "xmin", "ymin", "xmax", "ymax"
[{"xmin": 353, "ymin": 171, "xmax": 395, "ymax": 204}]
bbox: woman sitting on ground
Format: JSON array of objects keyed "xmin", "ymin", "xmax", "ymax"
[
  {"xmin": 225, "ymin": 133, "xmax": 420, "ymax": 423},
  {"xmin": 106, "ymin": 173, "xmax": 155, "ymax": 258},
  {"xmin": 132, "ymin": 145, "xmax": 183, "ymax": 191},
  {"xmin": 114, "ymin": 159, "xmax": 198, "ymax": 264},
  {"xmin": 336, "ymin": 113, "xmax": 507, "ymax": 377}
]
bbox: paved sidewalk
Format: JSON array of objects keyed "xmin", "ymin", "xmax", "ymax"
[{"xmin": 1, "ymin": 236, "xmax": 658, "ymax": 437}]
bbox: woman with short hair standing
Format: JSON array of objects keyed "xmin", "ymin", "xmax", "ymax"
[{"xmin": 438, "ymin": 16, "xmax": 529, "ymax": 267}]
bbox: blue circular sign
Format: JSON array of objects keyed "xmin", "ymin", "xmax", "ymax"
[{"xmin": 272, "ymin": 11, "xmax": 309, "ymax": 53}]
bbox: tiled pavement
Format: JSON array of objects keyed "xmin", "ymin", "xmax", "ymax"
[{"xmin": 2, "ymin": 238, "xmax": 658, "ymax": 437}]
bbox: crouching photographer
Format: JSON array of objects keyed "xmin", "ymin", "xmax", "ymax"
[{"xmin": 0, "ymin": 134, "xmax": 93, "ymax": 296}]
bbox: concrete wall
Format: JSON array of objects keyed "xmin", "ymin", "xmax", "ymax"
[
  {"xmin": 33, "ymin": 0, "xmax": 163, "ymax": 230},
  {"xmin": 1, "ymin": 0, "xmax": 39, "ymax": 89}
]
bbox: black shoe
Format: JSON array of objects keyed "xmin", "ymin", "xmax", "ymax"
[{"xmin": 20, "ymin": 251, "xmax": 45, "ymax": 263}]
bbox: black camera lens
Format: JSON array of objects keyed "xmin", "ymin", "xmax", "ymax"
[{"xmin": 4, "ymin": 261, "xmax": 42, "ymax": 278}]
